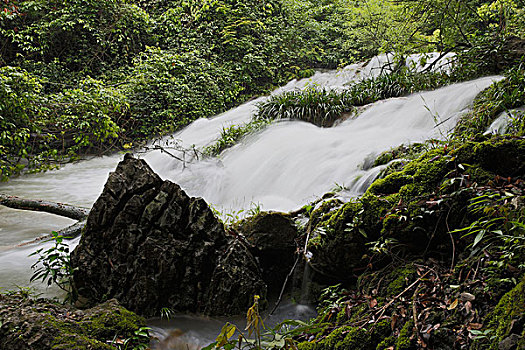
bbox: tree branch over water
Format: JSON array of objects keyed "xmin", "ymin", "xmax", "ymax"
[{"xmin": 0, "ymin": 194, "xmax": 90, "ymax": 220}]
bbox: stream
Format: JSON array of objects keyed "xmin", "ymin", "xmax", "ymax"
[{"xmin": 0, "ymin": 53, "xmax": 500, "ymax": 348}]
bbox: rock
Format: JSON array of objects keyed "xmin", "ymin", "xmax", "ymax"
[
  {"xmin": 205, "ymin": 240, "xmax": 267, "ymax": 315},
  {"xmin": 233, "ymin": 212, "xmax": 298, "ymax": 292},
  {"xmin": 0, "ymin": 293, "xmax": 145, "ymax": 350},
  {"xmin": 498, "ymin": 334, "xmax": 520, "ymax": 350},
  {"xmin": 71, "ymin": 154, "xmax": 265, "ymax": 316}
]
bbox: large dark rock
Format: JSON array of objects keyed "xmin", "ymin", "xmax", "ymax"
[
  {"xmin": 233, "ymin": 212, "xmax": 298, "ymax": 292},
  {"xmin": 71, "ymin": 154, "xmax": 265, "ymax": 316},
  {"xmin": 205, "ymin": 240, "xmax": 267, "ymax": 315},
  {"xmin": 0, "ymin": 293, "xmax": 145, "ymax": 350}
]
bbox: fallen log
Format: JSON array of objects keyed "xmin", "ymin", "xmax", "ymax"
[
  {"xmin": 0, "ymin": 194, "xmax": 90, "ymax": 220},
  {"xmin": 0, "ymin": 194, "xmax": 90, "ymax": 250}
]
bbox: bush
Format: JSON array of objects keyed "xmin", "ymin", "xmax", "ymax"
[
  {"xmin": 0, "ymin": 0, "xmax": 152, "ymax": 74},
  {"xmin": 0, "ymin": 66, "xmax": 43, "ymax": 180},
  {"xmin": 124, "ymin": 48, "xmax": 243, "ymax": 137},
  {"xmin": 39, "ymin": 77, "xmax": 127, "ymax": 155}
]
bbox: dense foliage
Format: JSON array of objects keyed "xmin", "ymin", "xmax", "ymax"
[{"xmin": 1, "ymin": 0, "xmax": 524, "ymax": 179}]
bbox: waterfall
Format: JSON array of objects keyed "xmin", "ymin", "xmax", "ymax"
[
  {"xmin": 144, "ymin": 76, "xmax": 498, "ymax": 214},
  {"xmin": 0, "ymin": 54, "xmax": 501, "ymax": 294}
]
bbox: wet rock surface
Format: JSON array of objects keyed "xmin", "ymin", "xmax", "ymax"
[
  {"xmin": 71, "ymin": 154, "xmax": 265, "ymax": 316},
  {"xmin": 234, "ymin": 212, "xmax": 298, "ymax": 292},
  {"xmin": 205, "ymin": 240, "xmax": 267, "ymax": 315},
  {"xmin": 0, "ymin": 293, "xmax": 145, "ymax": 350}
]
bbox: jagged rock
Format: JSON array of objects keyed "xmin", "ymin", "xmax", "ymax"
[
  {"xmin": 205, "ymin": 240, "xmax": 267, "ymax": 315},
  {"xmin": 71, "ymin": 154, "xmax": 265, "ymax": 316},
  {"xmin": 234, "ymin": 212, "xmax": 298, "ymax": 292},
  {"xmin": 0, "ymin": 293, "xmax": 145, "ymax": 350}
]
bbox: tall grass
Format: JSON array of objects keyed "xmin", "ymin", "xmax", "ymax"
[
  {"xmin": 203, "ymin": 119, "xmax": 271, "ymax": 156},
  {"xmin": 256, "ymin": 70, "xmax": 453, "ymax": 126}
]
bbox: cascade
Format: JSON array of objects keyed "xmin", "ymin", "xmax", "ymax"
[{"xmin": 0, "ymin": 54, "xmax": 500, "ymax": 297}]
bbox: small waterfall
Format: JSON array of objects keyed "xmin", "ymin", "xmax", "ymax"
[
  {"xmin": 144, "ymin": 76, "xmax": 499, "ymax": 214},
  {"xmin": 299, "ymin": 262, "xmax": 314, "ymax": 304},
  {"xmin": 0, "ymin": 54, "xmax": 502, "ymax": 294}
]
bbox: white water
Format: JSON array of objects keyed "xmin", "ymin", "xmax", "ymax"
[{"xmin": 0, "ymin": 55, "xmax": 499, "ymax": 297}]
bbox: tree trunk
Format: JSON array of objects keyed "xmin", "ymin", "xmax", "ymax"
[{"xmin": 0, "ymin": 194, "xmax": 90, "ymax": 220}]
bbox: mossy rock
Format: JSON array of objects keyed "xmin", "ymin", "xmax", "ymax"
[
  {"xmin": 471, "ymin": 277, "xmax": 525, "ymax": 349},
  {"xmin": 307, "ymin": 194, "xmax": 396, "ymax": 279},
  {"xmin": 234, "ymin": 211, "xmax": 297, "ymax": 252},
  {"xmin": 453, "ymin": 137, "xmax": 525, "ymax": 178},
  {"xmin": 296, "ymin": 320, "xmax": 391, "ymax": 350},
  {"xmin": 79, "ymin": 299, "xmax": 145, "ymax": 340},
  {"xmin": 373, "ymin": 143, "xmax": 427, "ymax": 168},
  {"xmin": 369, "ymin": 137, "xmax": 525, "ymax": 200},
  {"xmin": 0, "ymin": 293, "xmax": 146, "ymax": 350},
  {"xmin": 307, "ymin": 198, "xmax": 344, "ymax": 232}
]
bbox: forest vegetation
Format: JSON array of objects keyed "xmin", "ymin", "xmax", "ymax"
[{"xmin": 1, "ymin": 0, "xmax": 525, "ymax": 350}]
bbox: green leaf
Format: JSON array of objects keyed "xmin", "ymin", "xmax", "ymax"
[{"xmin": 473, "ymin": 229, "xmax": 486, "ymax": 247}]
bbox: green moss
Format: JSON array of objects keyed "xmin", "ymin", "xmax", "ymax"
[
  {"xmin": 395, "ymin": 319, "xmax": 416, "ymax": 350},
  {"xmin": 374, "ymin": 144, "xmax": 427, "ymax": 168},
  {"xmin": 483, "ymin": 277, "xmax": 525, "ymax": 348},
  {"xmin": 452, "ymin": 137, "xmax": 525, "ymax": 178},
  {"xmin": 81, "ymin": 301, "xmax": 146, "ymax": 340},
  {"xmin": 297, "ymin": 341, "xmax": 317, "ymax": 350},
  {"xmin": 376, "ymin": 336, "xmax": 396, "ymax": 350},
  {"xmin": 51, "ymin": 334, "xmax": 112, "ymax": 350},
  {"xmin": 387, "ymin": 266, "xmax": 417, "ymax": 296},
  {"xmin": 368, "ymin": 172, "xmax": 412, "ymax": 196},
  {"xmin": 298, "ymin": 320, "xmax": 391, "ymax": 350},
  {"xmin": 368, "ymin": 138, "xmax": 525, "ymax": 202},
  {"xmin": 308, "ymin": 198, "xmax": 344, "ymax": 231},
  {"xmin": 367, "ymin": 147, "xmax": 451, "ymax": 199}
]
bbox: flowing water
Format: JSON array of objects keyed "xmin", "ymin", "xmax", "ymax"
[{"xmin": 0, "ymin": 54, "xmax": 501, "ymax": 347}]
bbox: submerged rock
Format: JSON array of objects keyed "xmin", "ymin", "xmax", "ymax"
[
  {"xmin": 0, "ymin": 293, "xmax": 145, "ymax": 350},
  {"xmin": 71, "ymin": 154, "xmax": 265, "ymax": 316}
]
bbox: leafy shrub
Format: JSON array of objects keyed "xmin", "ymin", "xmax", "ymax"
[
  {"xmin": 0, "ymin": 0, "xmax": 152, "ymax": 73},
  {"xmin": 125, "ymin": 48, "xmax": 243, "ymax": 137},
  {"xmin": 40, "ymin": 77, "xmax": 127, "ymax": 155},
  {"xmin": 30, "ymin": 231, "xmax": 76, "ymax": 302},
  {"xmin": 0, "ymin": 66, "xmax": 43, "ymax": 180}
]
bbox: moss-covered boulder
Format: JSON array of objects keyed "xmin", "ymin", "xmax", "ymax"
[
  {"xmin": 369, "ymin": 137, "xmax": 525, "ymax": 198},
  {"xmin": 472, "ymin": 277, "xmax": 525, "ymax": 350},
  {"xmin": 309, "ymin": 137, "xmax": 525, "ymax": 281},
  {"xmin": 0, "ymin": 293, "xmax": 145, "ymax": 350},
  {"xmin": 307, "ymin": 194, "xmax": 394, "ymax": 279}
]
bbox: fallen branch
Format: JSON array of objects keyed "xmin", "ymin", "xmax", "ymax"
[
  {"xmin": 375, "ymin": 270, "xmax": 431, "ymax": 319},
  {"xmin": 0, "ymin": 194, "xmax": 90, "ymax": 220},
  {"xmin": 0, "ymin": 219, "xmax": 86, "ymax": 252}
]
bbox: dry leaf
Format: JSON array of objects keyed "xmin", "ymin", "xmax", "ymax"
[
  {"xmin": 460, "ymin": 292, "xmax": 475, "ymax": 301},
  {"xmin": 447, "ymin": 299, "xmax": 459, "ymax": 310}
]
